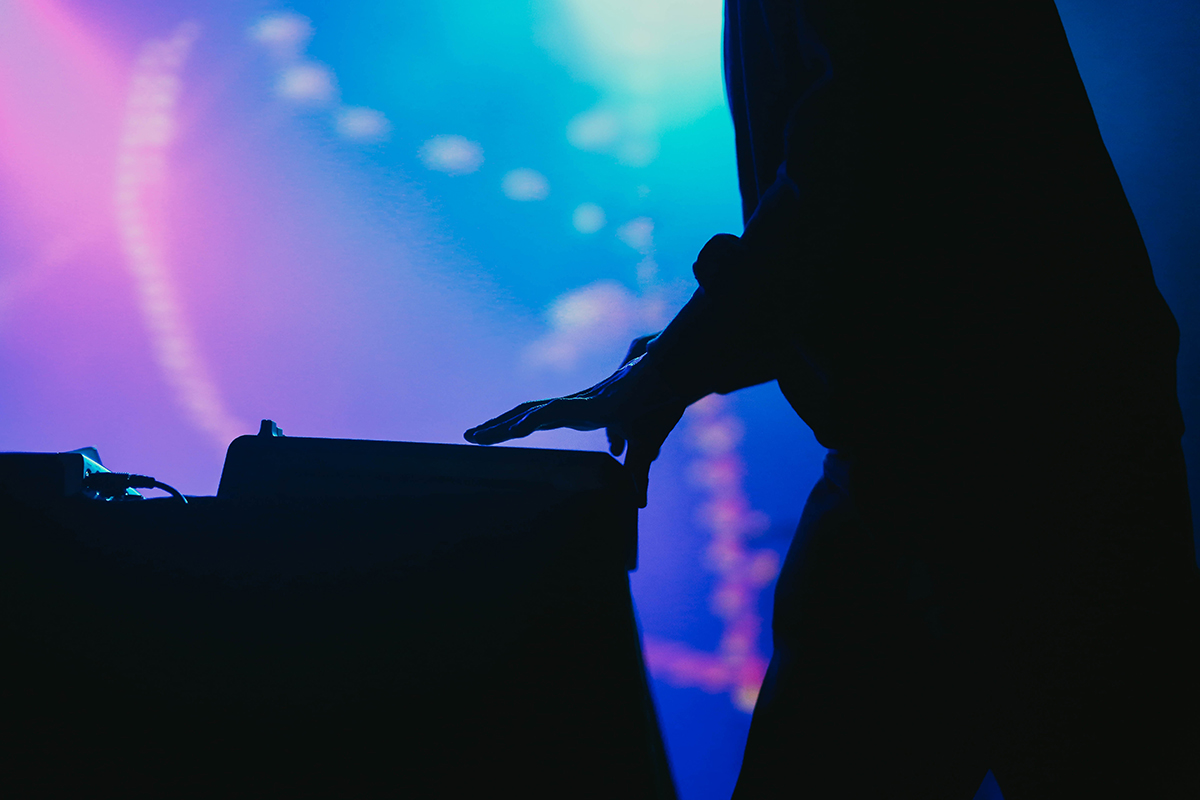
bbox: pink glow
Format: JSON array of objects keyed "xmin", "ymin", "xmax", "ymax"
[
  {"xmin": 642, "ymin": 395, "xmax": 781, "ymax": 713},
  {"xmin": 0, "ymin": 0, "xmax": 125, "ymax": 228},
  {"xmin": 0, "ymin": 2, "xmax": 549, "ymax": 493},
  {"xmin": 114, "ymin": 22, "xmax": 246, "ymax": 450}
]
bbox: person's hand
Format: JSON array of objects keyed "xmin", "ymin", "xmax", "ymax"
[
  {"xmin": 606, "ymin": 332, "xmax": 660, "ymax": 457},
  {"xmin": 463, "ymin": 351, "xmax": 685, "ymax": 507}
]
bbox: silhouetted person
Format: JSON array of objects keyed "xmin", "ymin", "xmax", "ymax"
[{"xmin": 467, "ymin": 2, "xmax": 1200, "ymax": 796}]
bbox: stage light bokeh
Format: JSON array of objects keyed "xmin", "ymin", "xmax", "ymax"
[{"xmin": 1, "ymin": 2, "xmax": 1196, "ymax": 798}]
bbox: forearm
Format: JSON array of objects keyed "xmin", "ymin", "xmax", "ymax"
[
  {"xmin": 639, "ymin": 166, "xmax": 843, "ymax": 440},
  {"xmin": 642, "ymin": 60, "xmax": 858, "ymax": 408},
  {"xmin": 640, "ymin": 294, "xmax": 763, "ymax": 404},
  {"xmin": 642, "ymin": 232, "xmax": 787, "ymax": 404}
]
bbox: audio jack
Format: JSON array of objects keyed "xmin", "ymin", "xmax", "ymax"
[{"xmin": 82, "ymin": 472, "xmax": 188, "ymax": 504}]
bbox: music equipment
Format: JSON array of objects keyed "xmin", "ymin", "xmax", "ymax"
[{"xmin": 0, "ymin": 423, "xmax": 673, "ymax": 798}]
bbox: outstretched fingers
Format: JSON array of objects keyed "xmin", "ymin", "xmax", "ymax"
[
  {"xmin": 464, "ymin": 399, "xmax": 554, "ymax": 444},
  {"xmin": 464, "ymin": 395, "xmax": 614, "ymax": 444},
  {"xmin": 463, "ymin": 400, "xmax": 544, "ymax": 443},
  {"xmin": 465, "ymin": 357, "xmax": 644, "ymax": 446}
]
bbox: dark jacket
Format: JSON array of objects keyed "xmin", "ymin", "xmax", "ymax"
[
  {"xmin": 694, "ymin": 6, "xmax": 1198, "ymax": 793},
  {"xmin": 647, "ymin": 0, "xmax": 1196, "ymax": 682}
]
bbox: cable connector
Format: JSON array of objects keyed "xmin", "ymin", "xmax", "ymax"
[{"xmin": 82, "ymin": 472, "xmax": 188, "ymax": 504}]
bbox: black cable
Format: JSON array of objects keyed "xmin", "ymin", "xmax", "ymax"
[
  {"xmin": 148, "ymin": 479, "xmax": 188, "ymax": 504},
  {"xmin": 82, "ymin": 472, "xmax": 188, "ymax": 504}
]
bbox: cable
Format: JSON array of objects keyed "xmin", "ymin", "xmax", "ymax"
[
  {"xmin": 82, "ymin": 472, "xmax": 188, "ymax": 504},
  {"xmin": 148, "ymin": 478, "xmax": 188, "ymax": 504}
]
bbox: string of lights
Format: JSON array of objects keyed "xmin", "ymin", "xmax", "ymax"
[
  {"xmin": 644, "ymin": 394, "xmax": 780, "ymax": 713},
  {"xmin": 115, "ymin": 22, "xmax": 246, "ymax": 450}
]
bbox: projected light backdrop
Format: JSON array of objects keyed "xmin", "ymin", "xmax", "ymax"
[{"xmin": 1, "ymin": 2, "xmax": 1196, "ymax": 799}]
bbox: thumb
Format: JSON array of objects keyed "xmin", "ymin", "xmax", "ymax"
[
  {"xmin": 624, "ymin": 437, "xmax": 661, "ymax": 509},
  {"xmin": 606, "ymin": 424, "xmax": 627, "ymax": 457}
]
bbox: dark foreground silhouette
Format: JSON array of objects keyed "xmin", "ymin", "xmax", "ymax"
[
  {"xmin": 468, "ymin": 1, "xmax": 1200, "ymax": 796},
  {"xmin": 1, "ymin": 434, "xmax": 673, "ymax": 798}
]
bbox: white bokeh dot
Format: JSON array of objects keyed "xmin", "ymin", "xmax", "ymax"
[
  {"xmin": 249, "ymin": 12, "xmax": 313, "ymax": 58},
  {"xmin": 567, "ymin": 108, "xmax": 621, "ymax": 151},
  {"xmin": 337, "ymin": 107, "xmax": 390, "ymax": 142},
  {"xmin": 572, "ymin": 203, "xmax": 607, "ymax": 233},
  {"xmin": 276, "ymin": 62, "xmax": 337, "ymax": 104},
  {"xmin": 502, "ymin": 168, "xmax": 550, "ymax": 201},
  {"xmin": 616, "ymin": 216, "xmax": 654, "ymax": 253},
  {"xmin": 418, "ymin": 135, "xmax": 484, "ymax": 175}
]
